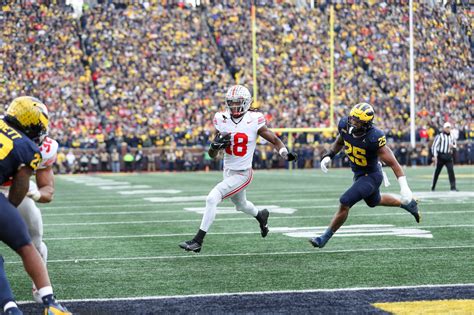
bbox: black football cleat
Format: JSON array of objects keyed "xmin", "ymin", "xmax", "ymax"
[
  {"xmin": 179, "ymin": 239, "xmax": 202, "ymax": 253},
  {"xmin": 258, "ymin": 209, "xmax": 269, "ymax": 238},
  {"xmin": 401, "ymin": 199, "xmax": 421, "ymax": 223}
]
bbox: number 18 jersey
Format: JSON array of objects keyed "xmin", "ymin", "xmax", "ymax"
[{"xmin": 213, "ymin": 111, "xmax": 266, "ymax": 171}]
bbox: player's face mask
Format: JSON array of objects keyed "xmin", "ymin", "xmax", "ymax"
[
  {"xmin": 348, "ymin": 116, "xmax": 371, "ymax": 137},
  {"xmin": 226, "ymin": 99, "xmax": 246, "ymax": 118}
]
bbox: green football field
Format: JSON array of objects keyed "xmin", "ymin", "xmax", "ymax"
[{"xmin": 2, "ymin": 166, "xmax": 473, "ymax": 307}]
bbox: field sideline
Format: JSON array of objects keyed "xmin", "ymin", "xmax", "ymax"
[{"xmin": 2, "ymin": 166, "xmax": 473, "ymax": 313}]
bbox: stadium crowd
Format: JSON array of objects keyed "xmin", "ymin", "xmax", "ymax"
[{"xmin": 1, "ymin": 0, "xmax": 472, "ymax": 170}]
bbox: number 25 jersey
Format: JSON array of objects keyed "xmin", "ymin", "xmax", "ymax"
[
  {"xmin": 0, "ymin": 119, "xmax": 41, "ymax": 185},
  {"xmin": 338, "ymin": 116, "xmax": 386, "ymax": 176},
  {"xmin": 213, "ymin": 111, "xmax": 266, "ymax": 171}
]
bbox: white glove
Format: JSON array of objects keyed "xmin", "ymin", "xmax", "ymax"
[
  {"xmin": 378, "ymin": 162, "xmax": 391, "ymax": 187},
  {"xmin": 27, "ymin": 189, "xmax": 41, "ymax": 201},
  {"xmin": 398, "ymin": 176, "xmax": 413, "ymax": 205},
  {"xmin": 320, "ymin": 156, "xmax": 331, "ymax": 173}
]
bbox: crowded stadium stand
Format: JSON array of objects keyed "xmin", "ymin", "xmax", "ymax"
[{"xmin": 1, "ymin": 0, "xmax": 472, "ymax": 172}]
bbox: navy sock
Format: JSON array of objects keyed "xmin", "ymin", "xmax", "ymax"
[
  {"xmin": 0, "ymin": 256, "xmax": 15, "ymax": 310},
  {"xmin": 42, "ymin": 294, "xmax": 55, "ymax": 307},
  {"xmin": 319, "ymin": 227, "xmax": 334, "ymax": 245}
]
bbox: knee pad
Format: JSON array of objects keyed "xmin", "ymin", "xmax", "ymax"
[
  {"xmin": 366, "ymin": 196, "xmax": 381, "ymax": 208},
  {"xmin": 339, "ymin": 195, "xmax": 352, "ymax": 207},
  {"xmin": 206, "ymin": 188, "xmax": 221, "ymax": 207},
  {"xmin": 38, "ymin": 242, "xmax": 48, "ymax": 263},
  {"xmin": 234, "ymin": 201, "xmax": 247, "ymax": 212}
]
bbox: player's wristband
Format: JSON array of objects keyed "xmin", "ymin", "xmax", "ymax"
[
  {"xmin": 323, "ymin": 150, "xmax": 336, "ymax": 159},
  {"xmin": 279, "ymin": 147, "xmax": 288, "ymax": 157}
]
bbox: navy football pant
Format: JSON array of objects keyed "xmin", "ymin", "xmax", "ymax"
[
  {"xmin": 0, "ymin": 256, "xmax": 15, "ymax": 309},
  {"xmin": 0, "ymin": 194, "xmax": 31, "ymax": 251},
  {"xmin": 340, "ymin": 172, "xmax": 383, "ymax": 208}
]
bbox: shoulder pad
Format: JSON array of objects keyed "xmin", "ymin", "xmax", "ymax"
[
  {"xmin": 368, "ymin": 128, "xmax": 386, "ymax": 147},
  {"xmin": 213, "ymin": 112, "xmax": 229, "ymax": 131},
  {"xmin": 39, "ymin": 137, "xmax": 58, "ymax": 169},
  {"xmin": 338, "ymin": 117, "xmax": 348, "ymax": 132},
  {"xmin": 249, "ymin": 111, "xmax": 265, "ymax": 125}
]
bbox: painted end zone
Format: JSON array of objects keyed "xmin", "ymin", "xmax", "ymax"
[
  {"xmin": 18, "ymin": 285, "xmax": 474, "ymax": 314},
  {"xmin": 373, "ymin": 299, "xmax": 474, "ymax": 314}
]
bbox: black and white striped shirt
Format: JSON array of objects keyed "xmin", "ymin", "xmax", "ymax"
[{"xmin": 432, "ymin": 133, "xmax": 456, "ymax": 156}]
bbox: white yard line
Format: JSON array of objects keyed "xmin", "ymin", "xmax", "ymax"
[
  {"xmin": 41, "ymin": 209, "xmax": 474, "ymax": 217},
  {"xmin": 7, "ymin": 245, "xmax": 474, "ymax": 266},
  {"xmin": 42, "ymin": 224, "xmax": 474, "ymax": 241},
  {"xmin": 43, "ymin": 215, "xmax": 474, "ymax": 226},
  {"xmin": 17, "ymin": 283, "xmax": 474, "ymax": 305},
  {"xmin": 40, "ymin": 199, "xmax": 474, "ymax": 210}
]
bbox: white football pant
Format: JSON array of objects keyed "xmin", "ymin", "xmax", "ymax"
[
  {"xmin": 200, "ymin": 168, "xmax": 258, "ymax": 232},
  {"xmin": 17, "ymin": 181, "xmax": 48, "ymax": 263}
]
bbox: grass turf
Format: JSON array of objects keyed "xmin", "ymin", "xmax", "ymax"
[{"xmin": 2, "ymin": 166, "xmax": 473, "ymax": 301}]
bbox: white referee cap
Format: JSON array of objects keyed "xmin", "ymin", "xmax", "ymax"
[{"xmin": 443, "ymin": 122, "xmax": 452, "ymax": 128}]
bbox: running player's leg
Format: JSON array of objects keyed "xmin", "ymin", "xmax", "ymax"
[
  {"xmin": 0, "ymin": 195, "xmax": 71, "ymax": 314},
  {"xmin": 231, "ymin": 189, "xmax": 269, "ymax": 237},
  {"xmin": 0, "ymin": 256, "xmax": 21, "ymax": 314},
  {"xmin": 179, "ymin": 169, "xmax": 252, "ymax": 252},
  {"xmin": 17, "ymin": 196, "xmax": 47, "ymax": 262},
  {"xmin": 17, "ymin": 192, "xmax": 48, "ymax": 302},
  {"xmin": 310, "ymin": 175, "xmax": 376, "ymax": 248}
]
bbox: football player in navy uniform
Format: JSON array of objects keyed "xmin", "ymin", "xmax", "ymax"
[
  {"xmin": 309, "ymin": 103, "xmax": 420, "ymax": 248},
  {"xmin": 0, "ymin": 97, "xmax": 71, "ymax": 314}
]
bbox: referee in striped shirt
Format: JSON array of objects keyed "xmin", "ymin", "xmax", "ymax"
[{"xmin": 431, "ymin": 122, "xmax": 458, "ymax": 191}]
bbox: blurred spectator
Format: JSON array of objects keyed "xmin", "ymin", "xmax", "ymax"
[
  {"xmin": 147, "ymin": 151, "xmax": 157, "ymax": 172},
  {"xmin": 79, "ymin": 152, "xmax": 90, "ymax": 173},
  {"xmin": 420, "ymin": 145, "xmax": 429, "ymax": 166},
  {"xmin": 90, "ymin": 152, "xmax": 100, "ymax": 172},
  {"xmin": 55, "ymin": 148, "xmax": 67, "ymax": 174},
  {"xmin": 111, "ymin": 148, "xmax": 121, "ymax": 172},
  {"xmin": 123, "ymin": 150, "xmax": 134, "ymax": 172},
  {"xmin": 100, "ymin": 150, "xmax": 110, "ymax": 171},
  {"xmin": 66, "ymin": 150, "xmax": 77, "ymax": 173},
  {"xmin": 135, "ymin": 147, "xmax": 144, "ymax": 171}
]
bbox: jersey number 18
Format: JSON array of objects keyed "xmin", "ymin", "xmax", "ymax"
[{"xmin": 225, "ymin": 133, "xmax": 248, "ymax": 157}]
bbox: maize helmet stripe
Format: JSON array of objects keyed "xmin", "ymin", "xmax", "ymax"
[{"xmin": 350, "ymin": 103, "xmax": 374, "ymax": 123}]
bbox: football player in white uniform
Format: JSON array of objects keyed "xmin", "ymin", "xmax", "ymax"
[
  {"xmin": 179, "ymin": 85, "xmax": 297, "ymax": 252},
  {"xmin": 0, "ymin": 136, "xmax": 58, "ymax": 303}
]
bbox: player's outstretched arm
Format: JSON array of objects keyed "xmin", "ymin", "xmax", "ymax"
[
  {"xmin": 320, "ymin": 135, "xmax": 344, "ymax": 173},
  {"xmin": 378, "ymin": 145, "xmax": 413, "ymax": 204},
  {"xmin": 258, "ymin": 126, "xmax": 297, "ymax": 161},
  {"xmin": 9, "ymin": 166, "xmax": 33, "ymax": 207},
  {"xmin": 29, "ymin": 167, "xmax": 55, "ymax": 203}
]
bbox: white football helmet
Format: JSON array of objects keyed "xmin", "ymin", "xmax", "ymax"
[{"xmin": 225, "ymin": 85, "xmax": 252, "ymax": 118}]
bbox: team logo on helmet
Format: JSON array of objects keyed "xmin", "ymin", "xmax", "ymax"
[
  {"xmin": 5, "ymin": 96, "xmax": 49, "ymax": 144},
  {"xmin": 225, "ymin": 85, "xmax": 252, "ymax": 119},
  {"xmin": 348, "ymin": 102, "xmax": 374, "ymax": 137}
]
